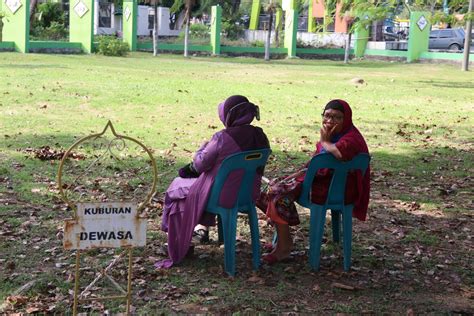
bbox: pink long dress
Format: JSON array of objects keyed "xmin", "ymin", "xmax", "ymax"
[{"xmin": 156, "ymin": 98, "xmax": 269, "ymax": 269}]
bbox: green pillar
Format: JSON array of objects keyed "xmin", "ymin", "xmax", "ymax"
[
  {"xmin": 354, "ymin": 25, "xmax": 369, "ymax": 58},
  {"xmin": 122, "ymin": 0, "xmax": 137, "ymax": 51},
  {"xmin": 69, "ymin": 0, "xmax": 94, "ymax": 53},
  {"xmin": 249, "ymin": 0, "xmax": 260, "ymax": 30},
  {"xmin": 210, "ymin": 5, "xmax": 221, "ymax": 55},
  {"xmin": 284, "ymin": 9, "xmax": 297, "ymax": 58},
  {"xmin": 307, "ymin": 0, "xmax": 316, "ymax": 32},
  {"xmin": 407, "ymin": 11, "xmax": 431, "ymax": 63},
  {"xmin": 2, "ymin": 0, "xmax": 30, "ymax": 52}
]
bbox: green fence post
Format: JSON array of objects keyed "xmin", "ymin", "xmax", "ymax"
[
  {"xmin": 122, "ymin": 0, "xmax": 137, "ymax": 51},
  {"xmin": 284, "ymin": 9, "xmax": 297, "ymax": 58},
  {"xmin": 249, "ymin": 0, "xmax": 260, "ymax": 30},
  {"xmin": 210, "ymin": 5, "xmax": 221, "ymax": 55},
  {"xmin": 69, "ymin": 0, "xmax": 94, "ymax": 53},
  {"xmin": 407, "ymin": 11, "xmax": 431, "ymax": 63},
  {"xmin": 2, "ymin": 0, "xmax": 30, "ymax": 52},
  {"xmin": 354, "ymin": 25, "xmax": 369, "ymax": 58},
  {"xmin": 307, "ymin": 0, "xmax": 316, "ymax": 32}
]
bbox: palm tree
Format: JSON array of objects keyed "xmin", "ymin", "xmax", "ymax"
[
  {"xmin": 183, "ymin": 0, "xmax": 196, "ymax": 57},
  {"xmin": 0, "ymin": 10, "xmax": 6, "ymax": 43},
  {"xmin": 142, "ymin": 0, "xmax": 161, "ymax": 56},
  {"xmin": 264, "ymin": 1, "xmax": 279, "ymax": 61},
  {"xmin": 152, "ymin": 0, "xmax": 160, "ymax": 56}
]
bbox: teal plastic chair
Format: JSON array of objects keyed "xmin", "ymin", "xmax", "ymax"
[
  {"xmin": 206, "ymin": 148, "xmax": 271, "ymax": 276},
  {"xmin": 297, "ymin": 153, "xmax": 370, "ymax": 271}
]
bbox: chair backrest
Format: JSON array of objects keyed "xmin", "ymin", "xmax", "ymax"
[
  {"xmin": 298, "ymin": 153, "xmax": 370, "ymax": 209},
  {"xmin": 207, "ymin": 148, "xmax": 271, "ymax": 210}
]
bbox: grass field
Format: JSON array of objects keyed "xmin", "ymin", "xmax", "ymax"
[{"xmin": 0, "ymin": 52, "xmax": 473, "ymax": 314}]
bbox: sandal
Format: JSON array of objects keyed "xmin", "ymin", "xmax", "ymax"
[
  {"xmin": 192, "ymin": 228, "xmax": 209, "ymax": 244},
  {"xmin": 262, "ymin": 253, "xmax": 279, "ymax": 265},
  {"xmin": 262, "ymin": 253, "xmax": 293, "ymax": 265},
  {"xmin": 262, "ymin": 242, "xmax": 275, "ymax": 251}
]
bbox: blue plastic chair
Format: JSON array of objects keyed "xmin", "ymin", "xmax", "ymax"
[
  {"xmin": 297, "ymin": 153, "xmax": 370, "ymax": 271},
  {"xmin": 205, "ymin": 148, "xmax": 271, "ymax": 276}
]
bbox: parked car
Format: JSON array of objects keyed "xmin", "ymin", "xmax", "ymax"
[{"xmin": 429, "ymin": 28, "xmax": 465, "ymax": 51}]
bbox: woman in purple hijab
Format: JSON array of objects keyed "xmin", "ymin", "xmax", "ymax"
[{"xmin": 155, "ymin": 95, "xmax": 270, "ymax": 269}]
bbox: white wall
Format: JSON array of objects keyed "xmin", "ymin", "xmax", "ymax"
[
  {"xmin": 138, "ymin": 6, "xmax": 180, "ymax": 36},
  {"xmin": 94, "ymin": 3, "xmax": 180, "ymax": 37},
  {"xmin": 244, "ymin": 30, "xmax": 348, "ymax": 48}
]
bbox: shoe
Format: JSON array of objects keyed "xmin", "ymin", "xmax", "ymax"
[
  {"xmin": 192, "ymin": 229, "xmax": 209, "ymax": 244},
  {"xmin": 262, "ymin": 242, "xmax": 275, "ymax": 251},
  {"xmin": 262, "ymin": 253, "xmax": 293, "ymax": 265},
  {"xmin": 261, "ymin": 253, "xmax": 279, "ymax": 265}
]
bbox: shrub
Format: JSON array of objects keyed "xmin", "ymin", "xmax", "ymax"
[
  {"xmin": 32, "ymin": 22, "xmax": 68, "ymax": 41},
  {"xmin": 222, "ymin": 20, "xmax": 244, "ymax": 40},
  {"xmin": 178, "ymin": 23, "xmax": 210, "ymax": 40},
  {"xmin": 30, "ymin": 2, "xmax": 67, "ymax": 40},
  {"xmin": 96, "ymin": 36, "xmax": 129, "ymax": 57},
  {"xmin": 250, "ymin": 40, "xmax": 265, "ymax": 47}
]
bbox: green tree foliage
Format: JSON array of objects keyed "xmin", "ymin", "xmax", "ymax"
[{"xmin": 30, "ymin": 1, "xmax": 68, "ymax": 41}]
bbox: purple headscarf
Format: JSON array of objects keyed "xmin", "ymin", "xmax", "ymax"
[
  {"xmin": 218, "ymin": 95, "xmax": 260, "ymax": 128},
  {"xmin": 217, "ymin": 95, "xmax": 268, "ymax": 151}
]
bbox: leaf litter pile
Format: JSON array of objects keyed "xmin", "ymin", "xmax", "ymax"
[{"xmin": 0, "ymin": 140, "xmax": 473, "ymax": 314}]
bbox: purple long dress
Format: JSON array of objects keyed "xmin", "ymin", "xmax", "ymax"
[{"xmin": 156, "ymin": 96, "xmax": 270, "ymax": 268}]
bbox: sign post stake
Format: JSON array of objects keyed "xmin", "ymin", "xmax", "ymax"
[
  {"xmin": 73, "ymin": 250, "xmax": 81, "ymax": 316},
  {"xmin": 126, "ymin": 247, "xmax": 133, "ymax": 314}
]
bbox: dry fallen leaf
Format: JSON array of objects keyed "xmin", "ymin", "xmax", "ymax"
[
  {"xmin": 331, "ymin": 282, "xmax": 355, "ymax": 290},
  {"xmin": 247, "ymin": 275, "xmax": 265, "ymax": 284},
  {"xmin": 6, "ymin": 295, "xmax": 28, "ymax": 306}
]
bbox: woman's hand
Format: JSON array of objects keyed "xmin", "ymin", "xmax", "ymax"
[
  {"xmin": 320, "ymin": 126, "xmax": 343, "ymax": 160},
  {"xmin": 320, "ymin": 125, "xmax": 337, "ymax": 143}
]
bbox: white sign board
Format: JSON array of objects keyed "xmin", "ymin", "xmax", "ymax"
[
  {"xmin": 74, "ymin": 0, "xmax": 89, "ymax": 18},
  {"xmin": 64, "ymin": 202, "xmax": 146, "ymax": 250},
  {"xmin": 5, "ymin": 0, "xmax": 22, "ymax": 14},
  {"xmin": 124, "ymin": 6, "xmax": 131, "ymax": 21},
  {"xmin": 417, "ymin": 15, "xmax": 428, "ymax": 32}
]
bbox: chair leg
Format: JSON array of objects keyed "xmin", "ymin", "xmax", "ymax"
[
  {"xmin": 221, "ymin": 211, "xmax": 237, "ymax": 277},
  {"xmin": 217, "ymin": 215, "xmax": 224, "ymax": 244},
  {"xmin": 248, "ymin": 206, "xmax": 261, "ymax": 271},
  {"xmin": 331, "ymin": 210, "xmax": 341, "ymax": 243},
  {"xmin": 342, "ymin": 207, "xmax": 353, "ymax": 271},
  {"xmin": 309, "ymin": 207, "xmax": 326, "ymax": 271}
]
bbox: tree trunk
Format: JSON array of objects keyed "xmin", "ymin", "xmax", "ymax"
[
  {"xmin": 274, "ymin": 28, "xmax": 279, "ymax": 48},
  {"xmin": 264, "ymin": 11, "xmax": 273, "ymax": 61},
  {"xmin": 344, "ymin": 23, "xmax": 352, "ymax": 64},
  {"xmin": 153, "ymin": 3, "xmax": 159, "ymax": 56},
  {"xmin": 0, "ymin": 19, "xmax": 3, "ymax": 43},
  {"xmin": 462, "ymin": 0, "xmax": 473, "ymax": 71},
  {"xmin": 274, "ymin": 11, "xmax": 280, "ymax": 47},
  {"xmin": 184, "ymin": 9, "xmax": 190, "ymax": 57},
  {"xmin": 29, "ymin": 0, "xmax": 38, "ymax": 23},
  {"xmin": 231, "ymin": 0, "xmax": 241, "ymax": 15}
]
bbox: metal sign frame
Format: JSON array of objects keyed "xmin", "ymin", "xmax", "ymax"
[{"xmin": 57, "ymin": 121, "xmax": 157, "ymax": 316}]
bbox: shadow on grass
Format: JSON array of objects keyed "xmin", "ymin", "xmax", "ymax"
[
  {"xmin": 417, "ymin": 80, "xmax": 474, "ymax": 89},
  {"xmin": 0, "ymin": 64, "xmax": 70, "ymax": 69},
  {"xmin": 1, "ymin": 142, "xmax": 473, "ymax": 314},
  {"xmin": 185, "ymin": 55, "xmax": 406, "ymax": 69},
  {"xmin": 267, "ymin": 146, "xmax": 472, "ymax": 209}
]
